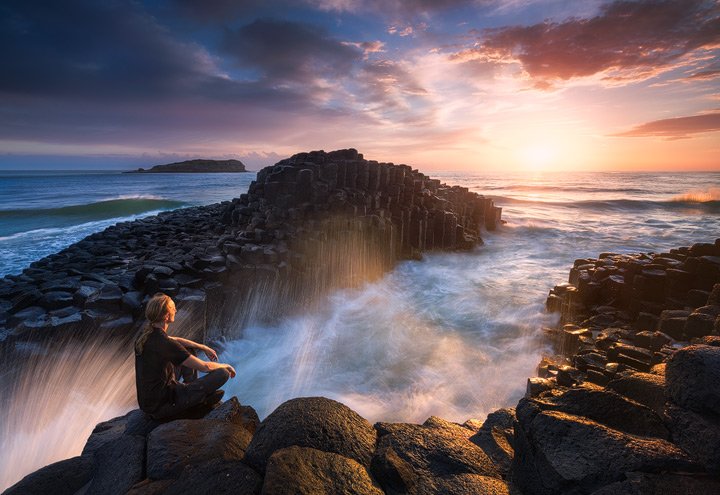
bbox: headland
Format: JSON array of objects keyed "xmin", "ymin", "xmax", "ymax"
[{"xmin": 125, "ymin": 159, "xmax": 247, "ymax": 173}]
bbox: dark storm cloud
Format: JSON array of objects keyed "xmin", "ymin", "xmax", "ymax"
[
  {"xmin": 612, "ymin": 111, "xmax": 720, "ymax": 139},
  {"xmin": 0, "ymin": 0, "xmax": 218, "ymax": 100},
  {"xmin": 452, "ymin": 0, "xmax": 720, "ymax": 87},
  {"xmin": 221, "ymin": 19, "xmax": 362, "ymax": 84},
  {"xmin": 0, "ymin": 0, "xmax": 360, "ymax": 109},
  {"xmin": 0, "ymin": 0, "xmax": 377, "ymax": 146}
]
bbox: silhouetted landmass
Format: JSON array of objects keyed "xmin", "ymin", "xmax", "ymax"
[{"xmin": 126, "ymin": 159, "xmax": 247, "ymax": 173}]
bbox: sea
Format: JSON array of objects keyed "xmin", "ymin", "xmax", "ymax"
[{"xmin": 1, "ymin": 169, "xmax": 719, "ymax": 489}]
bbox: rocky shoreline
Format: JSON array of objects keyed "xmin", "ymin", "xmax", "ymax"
[
  {"xmin": 0, "ymin": 149, "xmax": 502, "ymax": 354},
  {"xmin": 6, "ymin": 241, "xmax": 720, "ymax": 495}
]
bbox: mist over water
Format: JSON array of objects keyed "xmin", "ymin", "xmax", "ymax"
[
  {"xmin": 222, "ymin": 247, "xmax": 555, "ymax": 423},
  {"xmin": 0, "ymin": 341, "xmax": 136, "ymax": 490},
  {"xmin": 1, "ymin": 170, "xmax": 719, "ymax": 490}
]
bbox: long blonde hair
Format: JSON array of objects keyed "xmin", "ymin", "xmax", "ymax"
[{"xmin": 135, "ymin": 293, "xmax": 175, "ymax": 355}]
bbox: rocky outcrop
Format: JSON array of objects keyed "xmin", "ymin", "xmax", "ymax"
[
  {"xmin": 0, "ymin": 149, "xmax": 501, "ymax": 355},
  {"xmin": 2, "ymin": 456, "xmax": 94, "ymax": 495},
  {"xmin": 3, "ymin": 397, "xmax": 510, "ymax": 495},
  {"xmin": 512, "ymin": 242, "xmax": 720, "ymax": 494},
  {"xmin": 244, "ymin": 397, "xmax": 377, "ymax": 473},
  {"xmin": 126, "ymin": 159, "xmax": 247, "ymax": 173},
  {"xmin": 262, "ymin": 446, "xmax": 384, "ymax": 495}
]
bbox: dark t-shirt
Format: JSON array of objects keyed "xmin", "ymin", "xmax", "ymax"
[{"xmin": 135, "ymin": 327, "xmax": 191, "ymax": 413}]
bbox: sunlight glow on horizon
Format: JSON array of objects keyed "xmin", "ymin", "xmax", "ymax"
[{"xmin": 1, "ymin": 1, "xmax": 718, "ymax": 173}]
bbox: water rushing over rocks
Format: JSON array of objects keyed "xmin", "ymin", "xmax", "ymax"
[
  {"xmin": 0, "ymin": 149, "xmax": 504, "ymax": 490},
  {"xmin": 5, "ymin": 241, "xmax": 720, "ymax": 495}
]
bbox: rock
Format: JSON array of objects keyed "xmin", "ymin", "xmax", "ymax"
[
  {"xmin": 511, "ymin": 403, "xmax": 699, "ymax": 495},
  {"xmin": 2, "ymin": 455, "xmax": 94, "ymax": 495},
  {"xmin": 606, "ymin": 371, "xmax": 666, "ymax": 416},
  {"xmin": 634, "ymin": 312, "xmax": 658, "ymax": 332},
  {"xmin": 526, "ymin": 377, "xmax": 554, "ymax": 397},
  {"xmin": 122, "ymin": 291, "xmax": 145, "ymax": 315},
  {"xmin": 205, "ymin": 396, "xmax": 260, "ymax": 434},
  {"xmin": 469, "ymin": 429, "xmax": 514, "ymax": 476},
  {"xmin": 422, "ymin": 416, "xmax": 475, "ymax": 438},
  {"xmin": 658, "ymin": 310, "xmax": 690, "ymax": 340},
  {"xmin": 261, "ymin": 446, "xmax": 384, "ymax": 495},
  {"xmin": 125, "ymin": 479, "xmax": 174, "ymax": 495},
  {"xmin": 708, "ymin": 283, "xmax": 720, "ymax": 305},
  {"xmin": 371, "ymin": 421, "xmax": 500, "ymax": 495},
  {"xmin": 423, "ymin": 474, "xmax": 511, "ymax": 495},
  {"xmin": 163, "ymin": 458, "xmax": 262, "ymax": 495},
  {"xmin": 528, "ymin": 388, "xmax": 669, "ymax": 439},
  {"xmin": 666, "ymin": 344, "xmax": 720, "ymax": 415},
  {"xmin": 146, "ymin": 419, "xmax": 252, "ymax": 479},
  {"xmin": 633, "ymin": 331, "xmax": 671, "ymax": 352},
  {"xmin": 85, "ymin": 435, "xmax": 145, "ymax": 495},
  {"xmin": 82, "ymin": 412, "xmax": 129, "ymax": 456},
  {"xmin": 684, "ymin": 312, "xmax": 716, "ymax": 338},
  {"xmin": 6, "ymin": 305, "xmax": 46, "ymax": 328},
  {"xmin": 698, "ymin": 335, "xmax": 720, "ymax": 347},
  {"xmin": 125, "ymin": 409, "xmax": 163, "ymax": 437},
  {"xmin": 244, "ymin": 397, "xmax": 376, "ymax": 474},
  {"xmin": 666, "ymin": 403, "xmax": 720, "ymax": 474},
  {"xmin": 589, "ymin": 471, "xmax": 720, "ymax": 495},
  {"xmin": 40, "ymin": 291, "xmax": 74, "ymax": 310},
  {"xmin": 467, "ymin": 408, "xmax": 515, "ymax": 475},
  {"xmin": 85, "ymin": 284, "xmax": 123, "ymax": 311}
]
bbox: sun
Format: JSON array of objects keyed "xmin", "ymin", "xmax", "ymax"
[{"xmin": 521, "ymin": 145, "xmax": 556, "ymax": 171}]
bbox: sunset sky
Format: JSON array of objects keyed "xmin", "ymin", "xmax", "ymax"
[{"xmin": 1, "ymin": 0, "xmax": 718, "ymax": 172}]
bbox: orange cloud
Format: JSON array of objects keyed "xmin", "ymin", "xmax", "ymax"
[
  {"xmin": 612, "ymin": 110, "xmax": 720, "ymax": 139},
  {"xmin": 452, "ymin": 0, "xmax": 720, "ymax": 88}
]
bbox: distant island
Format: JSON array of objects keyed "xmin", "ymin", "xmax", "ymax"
[{"xmin": 125, "ymin": 159, "xmax": 247, "ymax": 173}]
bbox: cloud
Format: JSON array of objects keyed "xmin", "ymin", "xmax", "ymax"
[
  {"xmin": 171, "ymin": 0, "xmax": 274, "ymax": 21},
  {"xmin": 343, "ymin": 40, "xmax": 386, "ymax": 59},
  {"xmin": 221, "ymin": 19, "xmax": 362, "ymax": 85},
  {"xmin": 0, "ymin": 0, "xmax": 227, "ymax": 100},
  {"xmin": 612, "ymin": 110, "xmax": 720, "ymax": 139},
  {"xmin": 311, "ymin": 0, "xmax": 480, "ymax": 16},
  {"xmin": 687, "ymin": 69, "xmax": 720, "ymax": 81},
  {"xmin": 452, "ymin": 0, "xmax": 720, "ymax": 88}
]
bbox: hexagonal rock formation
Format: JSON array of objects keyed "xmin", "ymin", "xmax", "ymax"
[{"xmin": 0, "ymin": 149, "xmax": 502, "ymax": 350}]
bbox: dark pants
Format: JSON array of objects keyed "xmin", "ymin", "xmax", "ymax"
[{"xmin": 151, "ymin": 348, "xmax": 231, "ymax": 420}]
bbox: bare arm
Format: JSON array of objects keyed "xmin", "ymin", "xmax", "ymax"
[
  {"xmin": 181, "ymin": 354, "xmax": 236, "ymax": 378},
  {"xmin": 171, "ymin": 337, "xmax": 218, "ymax": 361}
]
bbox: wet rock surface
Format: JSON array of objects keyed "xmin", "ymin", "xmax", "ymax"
[
  {"xmin": 2, "ymin": 456, "xmax": 94, "ymax": 495},
  {"xmin": 244, "ymin": 397, "xmax": 377, "ymax": 473},
  {"xmin": 521, "ymin": 241, "xmax": 720, "ymax": 493},
  {"xmin": 262, "ymin": 446, "xmax": 384, "ymax": 495}
]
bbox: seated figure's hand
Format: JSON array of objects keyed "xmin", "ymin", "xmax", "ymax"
[
  {"xmin": 203, "ymin": 345, "xmax": 218, "ymax": 361},
  {"xmin": 224, "ymin": 364, "xmax": 237, "ymax": 378}
]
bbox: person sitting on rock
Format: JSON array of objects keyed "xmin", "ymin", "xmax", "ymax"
[{"xmin": 134, "ymin": 292, "xmax": 236, "ymax": 419}]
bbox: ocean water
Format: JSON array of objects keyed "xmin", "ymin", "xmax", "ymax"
[
  {"xmin": 0, "ymin": 171, "xmax": 256, "ymax": 277},
  {"xmin": 1, "ymin": 169, "xmax": 719, "ymax": 490}
]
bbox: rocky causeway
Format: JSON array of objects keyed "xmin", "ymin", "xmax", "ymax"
[{"xmin": 2, "ymin": 150, "xmax": 720, "ymax": 494}]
